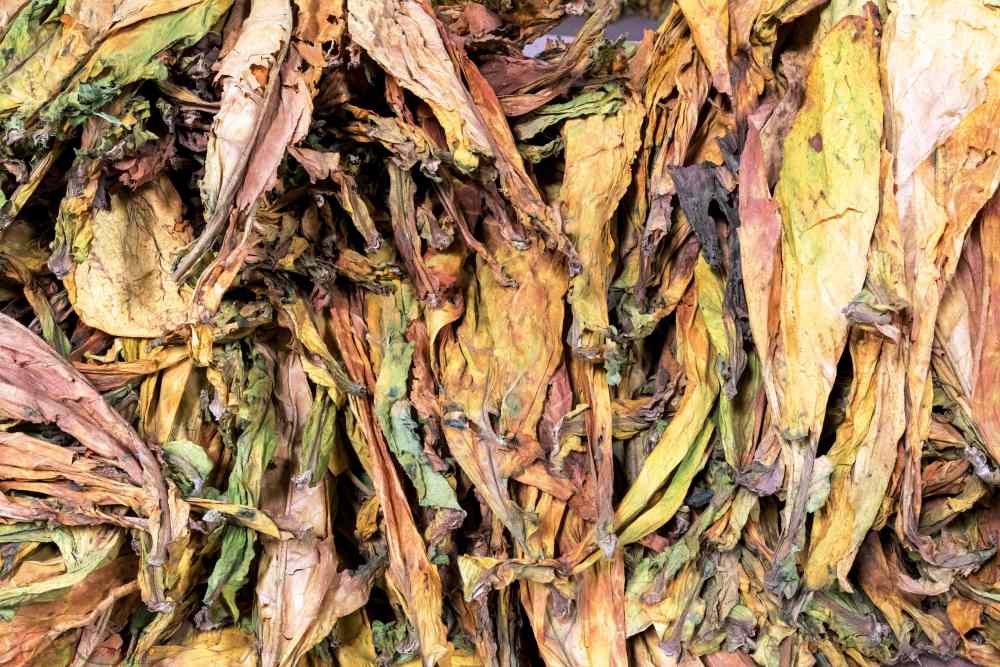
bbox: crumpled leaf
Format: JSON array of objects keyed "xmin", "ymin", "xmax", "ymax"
[
  {"xmin": 560, "ymin": 95, "xmax": 643, "ymax": 555},
  {"xmin": 0, "ymin": 553, "xmax": 137, "ymax": 666},
  {"xmin": 457, "ymin": 555, "xmax": 571, "ymax": 602},
  {"xmin": 0, "ymin": 0, "xmax": 232, "ymax": 132},
  {"xmin": 0, "ymin": 315, "xmax": 180, "ymax": 609},
  {"xmin": 6, "ymin": 0, "xmax": 1000, "ymax": 664},
  {"xmin": 328, "ymin": 288, "xmax": 450, "ymax": 667},
  {"xmin": 514, "ymin": 84, "xmax": 625, "ymax": 141},
  {"xmin": 174, "ymin": 0, "xmax": 293, "ymax": 280},
  {"xmin": 162, "ymin": 438, "xmax": 214, "ymax": 496},
  {"xmin": 803, "ymin": 152, "xmax": 907, "ymax": 591},
  {"xmin": 144, "ymin": 628, "xmax": 259, "ymax": 666},
  {"xmin": 204, "ymin": 345, "xmax": 279, "ymax": 618},
  {"xmin": 347, "ymin": 0, "xmax": 490, "ymax": 170},
  {"xmin": 372, "ymin": 283, "xmax": 462, "ymax": 512},
  {"xmin": 65, "ymin": 176, "xmax": 192, "ymax": 337}
]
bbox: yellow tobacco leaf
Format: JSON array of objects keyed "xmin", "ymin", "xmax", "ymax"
[
  {"xmin": 347, "ymin": 0, "xmax": 490, "ymax": 170},
  {"xmin": 577, "ymin": 554, "xmax": 629, "ymax": 667},
  {"xmin": 438, "ymin": 230, "xmax": 569, "ymax": 551},
  {"xmin": 560, "ymin": 96, "xmax": 642, "ymax": 554},
  {"xmin": 186, "ymin": 498, "xmax": 285, "ymax": 539},
  {"xmin": 457, "ymin": 555, "xmax": 571, "ymax": 602},
  {"xmin": 74, "ymin": 346, "xmax": 189, "ymax": 392},
  {"xmin": 768, "ymin": 10, "xmax": 882, "ymax": 582},
  {"xmin": 674, "ymin": 0, "xmax": 730, "ymax": 94},
  {"xmin": 803, "ymin": 151, "xmax": 906, "ymax": 591},
  {"xmin": 333, "ymin": 612, "xmax": 378, "ymax": 666},
  {"xmin": 65, "ymin": 176, "xmax": 193, "ymax": 338},
  {"xmin": 617, "ymin": 422, "xmax": 714, "ymax": 547},
  {"xmin": 947, "ymin": 596, "xmax": 984, "ymax": 636},
  {"xmin": 355, "ymin": 494, "xmax": 380, "ymax": 541},
  {"xmin": 276, "ymin": 290, "xmax": 359, "ymax": 396},
  {"xmin": 145, "ymin": 628, "xmax": 259, "ymax": 666},
  {"xmin": 772, "ymin": 10, "xmax": 882, "ymax": 443},
  {"xmin": 613, "ymin": 290, "xmax": 718, "ymax": 544}
]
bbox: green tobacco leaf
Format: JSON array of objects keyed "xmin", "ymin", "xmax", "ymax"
[
  {"xmin": 0, "ymin": 526, "xmax": 123, "ymax": 613},
  {"xmin": 163, "ymin": 438, "xmax": 214, "ymax": 497},
  {"xmin": 297, "ymin": 387, "xmax": 341, "ymax": 486},
  {"xmin": 204, "ymin": 345, "xmax": 278, "ymax": 619},
  {"xmin": 373, "ymin": 283, "xmax": 462, "ymax": 512},
  {"xmin": 515, "ymin": 85, "xmax": 625, "ymax": 141}
]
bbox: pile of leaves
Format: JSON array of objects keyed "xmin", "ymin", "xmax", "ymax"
[{"xmin": 3, "ymin": 0, "xmax": 1000, "ymax": 664}]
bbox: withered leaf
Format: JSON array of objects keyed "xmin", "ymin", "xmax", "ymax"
[{"xmin": 4, "ymin": 0, "xmax": 1000, "ymax": 664}]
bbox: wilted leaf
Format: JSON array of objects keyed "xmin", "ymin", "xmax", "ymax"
[
  {"xmin": 66, "ymin": 176, "xmax": 192, "ymax": 338},
  {"xmin": 4, "ymin": 0, "xmax": 1000, "ymax": 664}
]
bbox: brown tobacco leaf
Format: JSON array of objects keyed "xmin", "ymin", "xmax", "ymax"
[
  {"xmin": 0, "ymin": 432, "xmax": 149, "ymax": 524},
  {"xmin": 328, "ymin": 289, "xmax": 450, "ymax": 667},
  {"xmin": 0, "ymin": 315, "xmax": 167, "ymax": 508},
  {"xmin": 560, "ymin": 98, "xmax": 642, "ymax": 554},
  {"xmin": 114, "ymin": 134, "xmax": 176, "ymax": 189},
  {"xmin": 0, "ymin": 555, "xmax": 138, "ymax": 666},
  {"xmin": 0, "ymin": 316, "xmax": 179, "ymax": 608},
  {"xmin": 858, "ymin": 533, "xmax": 958, "ymax": 651},
  {"xmin": 737, "ymin": 109, "xmax": 782, "ymax": 414},
  {"xmin": 347, "ymin": 0, "xmax": 492, "ymax": 171},
  {"xmin": 289, "ymin": 146, "xmax": 341, "ymax": 182},
  {"xmin": 939, "ymin": 192, "xmax": 1000, "ymax": 463},
  {"xmin": 175, "ymin": 0, "xmax": 293, "ymax": 280},
  {"xmin": 256, "ymin": 354, "xmax": 376, "ymax": 667},
  {"xmin": 889, "ymin": 59, "xmax": 1000, "ymax": 564}
]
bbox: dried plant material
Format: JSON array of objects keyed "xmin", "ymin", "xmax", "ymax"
[
  {"xmin": 328, "ymin": 289, "xmax": 450, "ymax": 667},
  {"xmin": 347, "ymin": 0, "xmax": 491, "ymax": 170},
  {"xmin": 66, "ymin": 176, "xmax": 192, "ymax": 337},
  {"xmin": 767, "ymin": 9, "xmax": 883, "ymax": 592},
  {"xmin": 6, "ymin": 0, "xmax": 1000, "ymax": 664},
  {"xmin": 803, "ymin": 152, "xmax": 907, "ymax": 592},
  {"xmin": 175, "ymin": 0, "xmax": 292, "ymax": 280},
  {"xmin": 144, "ymin": 628, "xmax": 259, "ymax": 666},
  {"xmin": 885, "ymin": 0, "xmax": 1000, "ymax": 186},
  {"xmin": 560, "ymin": 98, "xmax": 642, "ymax": 553},
  {"xmin": 675, "ymin": 0, "xmax": 730, "ymax": 95}
]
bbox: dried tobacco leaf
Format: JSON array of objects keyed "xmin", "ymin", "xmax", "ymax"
[
  {"xmin": 766, "ymin": 8, "xmax": 882, "ymax": 593},
  {"xmin": 5, "ymin": 0, "xmax": 1000, "ymax": 664}
]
